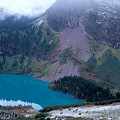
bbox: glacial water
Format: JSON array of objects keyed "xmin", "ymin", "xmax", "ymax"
[{"xmin": 0, "ymin": 74, "xmax": 84, "ymax": 110}]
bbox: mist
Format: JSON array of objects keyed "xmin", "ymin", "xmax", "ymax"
[{"xmin": 0, "ymin": 0, "xmax": 56, "ymax": 20}]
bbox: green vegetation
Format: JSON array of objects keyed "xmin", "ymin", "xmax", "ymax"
[
  {"xmin": 50, "ymin": 76, "xmax": 120, "ymax": 102},
  {"xmin": 85, "ymin": 49, "xmax": 120, "ymax": 89},
  {"xmin": 35, "ymin": 112, "xmax": 49, "ymax": 120},
  {"xmin": 0, "ymin": 54, "xmax": 50, "ymax": 78},
  {"xmin": 0, "ymin": 21, "xmax": 60, "ymax": 78},
  {"xmin": 0, "ymin": 22, "xmax": 59, "ymax": 56},
  {"xmin": 39, "ymin": 99, "xmax": 120, "ymax": 113},
  {"xmin": 85, "ymin": 55, "xmax": 97, "ymax": 72},
  {"xmin": 59, "ymin": 47, "xmax": 80, "ymax": 65},
  {"xmin": 37, "ymin": 63, "xmax": 52, "ymax": 78},
  {"xmin": 59, "ymin": 47, "xmax": 73, "ymax": 65},
  {"xmin": 106, "ymin": 17, "xmax": 120, "ymax": 44},
  {"xmin": 40, "ymin": 103, "xmax": 93, "ymax": 113}
]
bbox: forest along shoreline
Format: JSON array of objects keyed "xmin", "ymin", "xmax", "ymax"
[{"xmin": 48, "ymin": 76, "xmax": 120, "ymax": 102}]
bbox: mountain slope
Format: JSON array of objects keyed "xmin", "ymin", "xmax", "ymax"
[
  {"xmin": 35, "ymin": 0, "xmax": 120, "ymax": 87},
  {"xmin": 1, "ymin": 0, "xmax": 120, "ymax": 90}
]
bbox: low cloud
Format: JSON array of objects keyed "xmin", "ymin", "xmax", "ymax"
[{"xmin": 0, "ymin": 0, "xmax": 56, "ymax": 20}]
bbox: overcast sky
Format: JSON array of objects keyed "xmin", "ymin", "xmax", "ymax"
[{"xmin": 0, "ymin": 0, "xmax": 56, "ymax": 20}]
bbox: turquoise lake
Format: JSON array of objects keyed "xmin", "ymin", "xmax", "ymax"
[{"xmin": 0, "ymin": 74, "xmax": 84, "ymax": 110}]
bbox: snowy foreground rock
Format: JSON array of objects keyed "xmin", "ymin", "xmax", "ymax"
[{"xmin": 48, "ymin": 103, "xmax": 120, "ymax": 120}]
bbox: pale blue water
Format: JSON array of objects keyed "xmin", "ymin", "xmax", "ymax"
[{"xmin": 0, "ymin": 74, "xmax": 84, "ymax": 110}]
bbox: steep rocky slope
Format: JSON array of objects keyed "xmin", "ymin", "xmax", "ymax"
[
  {"xmin": 1, "ymin": 0, "xmax": 120, "ymax": 90},
  {"xmin": 35, "ymin": 0, "xmax": 120, "ymax": 87}
]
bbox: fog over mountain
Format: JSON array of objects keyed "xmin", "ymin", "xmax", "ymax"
[{"xmin": 0, "ymin": 0, "xmax": 56, "ymax": 20}]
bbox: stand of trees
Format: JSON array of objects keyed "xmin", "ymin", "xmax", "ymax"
[
  {"xmin": 0, "ymin": 22, "xmax": 59, "ymax": 57},
  {"xmin": 50, "ymin": 76, "xmax": 120, "ymax": 102}
]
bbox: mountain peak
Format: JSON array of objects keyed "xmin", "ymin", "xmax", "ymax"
[
  {"xmin": 42, "ymin": 0, "xmax": 120, "ymax": 32},
  {"xmin": 45, "ymin": 0, "xmax": 94, "ymax": 31}
]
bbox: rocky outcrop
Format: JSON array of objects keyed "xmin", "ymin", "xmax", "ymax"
[
  {"xmin": 46, "ymin": 0, "xmax": 94, "ymax": 32},
  {"xmin": 54, "ymin": 61, "xmax": 80, "ymax": 81},
  {"xmin": 40, "ymin": 61, "xmax": 80, "ymax": 82},
  {"xmin": 45, "ymin": 0, "xmax": 120, "ymax": 49},
  {"xmin": 60, "ymin": 26, "xmax": 91, "ymax": 61}
]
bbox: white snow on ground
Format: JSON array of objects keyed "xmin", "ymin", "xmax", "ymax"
[{"xmin": 49, "ymin": 103, "xmax": 120, "ymax": 119}]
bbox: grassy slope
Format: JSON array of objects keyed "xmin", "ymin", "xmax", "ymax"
[
  {"xmin": 84, "ymin": 45, "xmax": 120, "ymax": 90},
  {"xmin": 0, "ymin": 21, "xmax": 60, "ymax": 79},
  {"xmin": 0, "ymin": 54, "xmax": 50, "ymax": 78}
]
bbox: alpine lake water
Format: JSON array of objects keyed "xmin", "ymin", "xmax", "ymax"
[{"xmin": 0, "ymin": 74, "xmax": 84, "ymax": 110}]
